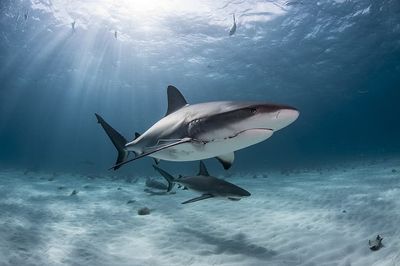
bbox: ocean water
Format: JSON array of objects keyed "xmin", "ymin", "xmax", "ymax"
[{"xmin": 0, "ymin": 0, "xmax": 400, "ymax": 265}]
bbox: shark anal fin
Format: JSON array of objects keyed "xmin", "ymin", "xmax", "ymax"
[
  {"xmin": 165, "ymin": 85, "xmax": 188, "ymax": 116},
  {"xmin": 198, "ymin": 161, "xmax": 210, "ymax": 176},
  {"xmin": 182, "ymin": 194, "xmax": 214, "ymax": 204},
  {"xmin": 216, "ymin": 152, "xmax": 235, "ymax": 170}
]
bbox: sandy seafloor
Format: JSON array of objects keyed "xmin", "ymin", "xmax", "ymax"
[{"xmin": 0, "ymin": 159, "xmax": 400, "ymax": 266}]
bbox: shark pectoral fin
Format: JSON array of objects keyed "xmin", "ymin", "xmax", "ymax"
[
  {"xmin": 182, "ymin": 194, "xmax": 214, "ymax": 204},
  {"xmin": 216, "ymin": 152, "xmax": 235, "ymax": 170},
  {"xmin": 109, "ymin": 138, "xmax": 192, "ymax": 170}
]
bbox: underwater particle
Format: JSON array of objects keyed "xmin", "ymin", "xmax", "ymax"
[
  {"xmin": 83, "ymin": 185, "xmax": 90, "ymax": 189},
  {"xmin": 369, "ymin": 235, "xmax": 383, "ymax": 251},
  {"xmin": 392, "ymin": 169, "xmax": 397, "ymax": 173},
  {"xmin": 47, "ymin": 177, "xmax": 54, "ymax": 181},
  {"xmin": 342, "ymin": 210, "xmax": 347, "ymax": 213},
  {"xmin": 138, "ymin": 207, "xmax": 151, "ymax": 215},
  {"xmin": 127, "ymin": 200, "xmax": 136, "ymax": 204},
  {"xmin": 58, "ymin": 186, "xmax": 66, "ymax": 190},
  {"xmin": 117, "ymin": 187, "xmax": 122, "ymax": 190},
  {"xmin": 70, "ymin": 190, "xmax": 79, "ymax": 196}
]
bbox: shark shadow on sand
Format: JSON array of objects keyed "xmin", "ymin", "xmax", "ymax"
[{"xmin": 181, "ymin": 227, "xmax": 277, "ymax": 260}]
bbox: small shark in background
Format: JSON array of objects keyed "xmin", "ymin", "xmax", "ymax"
[
  {"xmin": 95, "ymin": 85, "xmax": 299, "ymax": 170},
  {"xmin": 229, "ymin": 13, "xmax": 236, "ymax": 36},
  {"xmin": 153, "ymin": 161, "xmax": 251, "ymax": 204}
]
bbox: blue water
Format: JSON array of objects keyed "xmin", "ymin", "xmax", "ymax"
[
  {"xmin": 0, "ymin": 1, "xmax": 400, "ymax": 265},
  {"xmin": 1, "ymin": 0, "xmax": 399, "ymax": 174}
]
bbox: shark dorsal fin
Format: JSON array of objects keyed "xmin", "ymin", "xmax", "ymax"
[
  {"xmin": 165, "ymin": 85, "xmax": 188, "ymax": 116},
  {"xmin": 198, "ymin": 161, "xmax": 210, "ymax": 176},
  {"xmin": 134, "ymin": 132, "xmax": 141, "ymax": 139}
]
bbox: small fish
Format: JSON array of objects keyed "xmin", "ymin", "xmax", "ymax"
[
  {"xmin": 71, "ymin": 21, "xmax": 76, "ymax": 32},
  {"xmin": 229, "ymin": 13, "xmax": 236, "ymax": 36},
  {"xmin": 114, "ymin": 30, "xmax": 118, "ymax": 39}
]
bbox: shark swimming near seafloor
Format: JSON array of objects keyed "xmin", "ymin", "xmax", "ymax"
[
  {"xmin": 153, "ymin": 161, "xmax": 251, "ymax": 204},
  {"xmin": 95, "ymin": 85, "xmax": 299, "ymax": 170}
]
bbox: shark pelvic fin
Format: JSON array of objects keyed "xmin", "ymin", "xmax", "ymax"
[
  {"xmin": 165, "ymin": 85, "xmax": 188, "ymax": 116},
  {"xmin": 109, "ymin": 138, "xmax": 192, "ymax": 170},
  {"xmin": 182, "ymin": 194, "xmax": 214, "ymax": 204},
  {"xmin": 198, "ymin": 161, "xmax": 210, "ymax": 176},
  {"xmin": 216, "ymin": 152, "xmax": 235, "ymax": 170}
]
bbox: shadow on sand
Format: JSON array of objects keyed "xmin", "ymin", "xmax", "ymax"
[{"xmin": 182, "ymin": 228, "xmax": 277, "ymax": 260}]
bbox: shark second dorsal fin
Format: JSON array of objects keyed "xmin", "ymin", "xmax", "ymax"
[
  {"xmin": 134, "ymin": 132, "xmax": 141, "ymax": 139},
  {"xmin": 165, "ymin": 85, "xmax": 188, "ymax": 116},
  {"xmin": 198, "ymin": 161, "xmax": 210, "ymax": 176}
]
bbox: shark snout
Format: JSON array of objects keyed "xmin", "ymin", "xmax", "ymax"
[
  {"xmin": 241, "ymin": 190, "xmax": 251, "ymax": 197},
  {"xmin": 271, "ymin": 107, "xmax": 299, "ymax": 131},
  {"xmin": 276, "ymin": 108, "xmax": 299, "ymax": 123}
]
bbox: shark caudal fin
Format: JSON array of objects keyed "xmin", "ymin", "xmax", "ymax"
[
  {"xmin": 152, "ymin": 165, "xmax": 175, "ymax": 192},
  {"xmin": 95, "ymin": 113, "xmax": 129, "ymax": 170}
]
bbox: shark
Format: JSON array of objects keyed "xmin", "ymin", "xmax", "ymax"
[
  {"xmin": 229, "ymin": 13, "xmax": 237, "ymax": 36},
  {"xmin": 95, "ymin": 85, "xmax": 299, "ymax": 170},
  {"xmin": 153, "ymin": 161, "xmax": 251, "ymax": 204}
]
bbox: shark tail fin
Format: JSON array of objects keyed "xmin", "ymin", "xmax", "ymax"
[
  {"xmin": 95, "ymin": 113, "xmax": 128, "ymax": 170},
  {"xmin": 152, "ymin": 165, "xmax": 175, "ymax": 192}
]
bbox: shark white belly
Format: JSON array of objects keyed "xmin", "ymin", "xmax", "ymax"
[{"xmin": 150, "ymin": 128, "xmax": 273, "ymax": 161}]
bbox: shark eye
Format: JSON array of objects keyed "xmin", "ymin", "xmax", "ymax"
[{"xmin": 250, "ymin": 108, "xmax": 257, "ymax": 114}]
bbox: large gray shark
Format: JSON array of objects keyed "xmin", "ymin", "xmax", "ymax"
[
  {"xmin": 95, "ymin": 85, "xmax": 299, "ymax": 170},
  {"xmin": 153, "ymin": 161, "xmax": 251, "ymax": 204}
]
